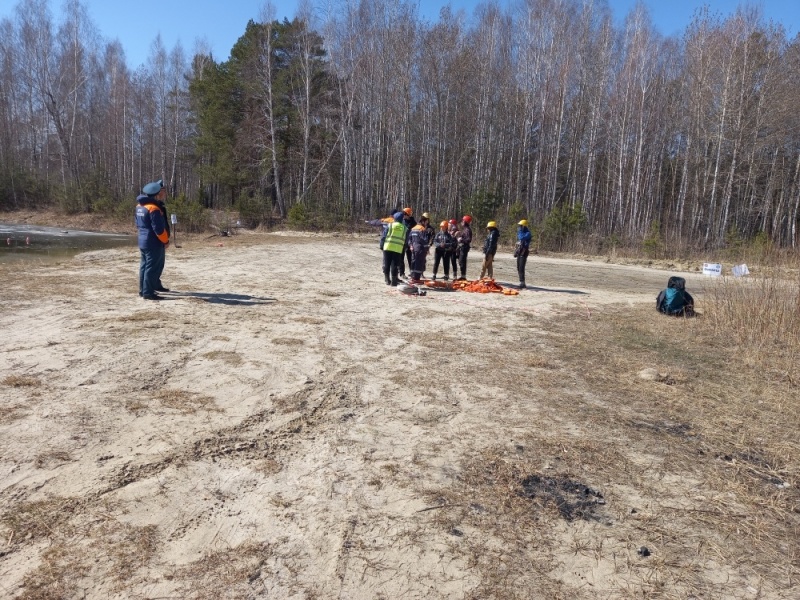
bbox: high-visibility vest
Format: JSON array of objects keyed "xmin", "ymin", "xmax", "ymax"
[{"xmin": 384, "ymin": 221, "xmax": 407, "ymax": 254}]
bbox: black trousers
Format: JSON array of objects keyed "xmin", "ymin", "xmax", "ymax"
[
  {"xmin": 383, "ymin": 250, "xmax": 404, "ymax": 282},
  {"xmin": 450, "ymin": 250, "xmax": 458, "ymax": 277},
  {"xmin": 433, "ymin": 248, "xmax": 451, "ymax": 277},
  {"xmin": 516, "ymin": 249, "xmax": 529, "ymax": 283},
  {"xmin": 458, "ymin": 246, "xmax": 470, "ymax": 279}
]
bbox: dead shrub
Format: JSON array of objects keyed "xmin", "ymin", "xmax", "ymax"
[{"xmin": 2, "ymin": 375, "xmax": 42, "ymax": 387}]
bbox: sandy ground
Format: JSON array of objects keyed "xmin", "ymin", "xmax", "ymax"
[{"xmin": 0, "ymin": 232, "xmax": 734, "ymax": 599}]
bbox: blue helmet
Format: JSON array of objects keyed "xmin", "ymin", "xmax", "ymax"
[{"xmin": 393, "ymin": 212, "xmax": 404, "ymax": 221}]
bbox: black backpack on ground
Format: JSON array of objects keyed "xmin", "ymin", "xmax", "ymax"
[{"xmin": 656, "ymin": 276, "xmax": 695, "ymax": 316}]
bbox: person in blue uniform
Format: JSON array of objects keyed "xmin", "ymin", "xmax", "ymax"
[{"xmin": 135, "ymin": 180, "xmax": 170, "ymax": 300}]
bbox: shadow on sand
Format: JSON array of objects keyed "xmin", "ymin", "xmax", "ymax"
[
  {"xmin": 162, "ymin": 291, "xmax": 276, "ymax": 306},
  {"xmin": 497, "ymin": 281, "xmax": 588, "ymax": 296}
]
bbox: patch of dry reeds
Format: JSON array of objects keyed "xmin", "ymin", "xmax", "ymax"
[{"xmin": 703, "ymin": 268, "xmax": 800, "ymax": 380}]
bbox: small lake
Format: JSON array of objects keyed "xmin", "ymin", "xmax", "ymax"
[{"xmin": 0, "ymin": 223, "xmax": 136, "ymax": 265}]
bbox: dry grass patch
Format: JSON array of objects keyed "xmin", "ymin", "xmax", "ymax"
[
  {"xmin": 34, "ymin": 451, "xmax": 72, "ymax": 469},
  {"xmin": 18, "ymin": 543, "xmax": 89, "ymax": 600},
  {"xmin": 2, "ymin": 374, "xmax": 42, "ymax": 387},
  {"xmin": 155, "ymin": 388, "xmax": 218, "ymax": 414},
  {"xmin": 271, "ymin": 337, "xmax": 305, "ymax": 346},
  {"xmin": 117, "ymin": 312, "xmax": 159, "ymax": 322},
  {"xmin": 388, "ymin": 371, "xmax": 414, "ymax": 388},
  {"xmin": 703, "ymin": 270, "xmax": 800, "ymax": 383},
  {"xmin": 417, "ymin": 300, "xmax": 800, "ymax": 596},
  {"xmin": 420, "ymin": 443, "xmax": 614, "ymax": 599},
  {"xmin": 18, "ymin": 522, "xmax": 159, "ymax": 599},
  {"xmin": 200, "ymin": 350, "xmax": 243, "ymax": 365},
  {"xmin": 2, "ymin": 497, "xmax": 80, "ymax": 542},
  {"xmin": 538, "ymin": 304, "xmax": 800, "ymax": 594},
  {"xmin": 251, "ymin": 458, "xmax": 282, "ymax": 475},
  {"xmin": 175, "ymin": 541, "xmax": 273, "ymax": 599},
  {"xmin": 525, "ymin": 355, "xmax": 558, "ymax": 369},
  {"xmin": 0, "ymin": 404, "xmax": 29, "ymax": 423},
  {"xmin": 293, "ymin": 316, "xmax": 325, "ymax": 325},
  {"xmin": 124, "ymin": 398, "xmax": 149, "ymax": 413}
]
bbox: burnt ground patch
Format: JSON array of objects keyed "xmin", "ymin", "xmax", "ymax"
[{"xmin": 519, "ymin": 474, "xmax": 606, "ymax": 522}]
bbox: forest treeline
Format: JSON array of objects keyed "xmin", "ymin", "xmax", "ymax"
[{"xmin": 1, "ymin": 0, "xmax": 800, "ymax": 251}]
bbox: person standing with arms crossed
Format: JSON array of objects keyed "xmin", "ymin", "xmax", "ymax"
[
  {"xmin": 432, "ymin": 221, "xmax": 456, "ymax": 280},
  {"xmin": 136, "ymin": 180, "xmax": 170, "ymax": 300}
]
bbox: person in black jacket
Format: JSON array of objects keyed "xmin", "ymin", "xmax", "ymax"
[
  {"xmin": 447, "ymin": 219, "xmax": 459, "ymax": 278},
  {"xmin": 421, "ymin": 212, "xmax": 436, "ymax": 253},
  {"xmin": 401, "ymin": 207, "xmax": 416, "ymax": 278},
  {"xmin": 456, "ymin": 215, "xmax": 473, "ymax": 280},
  {"xmin": 432, "ymin": 221, "xmax": 456, "ymax": 280},
  {"xmin": 480, "ymin": 221, "xmax": 500, "ymax": 279}
]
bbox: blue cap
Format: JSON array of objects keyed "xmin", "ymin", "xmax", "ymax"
[
  {"xmin": 393, "ymin": 212, "xmax": 404, "ymax": 221},
  {"xmin": 142, "ymin": 180, "xmax": 164, "ymax": 195}
]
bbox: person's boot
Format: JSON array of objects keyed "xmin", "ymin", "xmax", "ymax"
[
  {"xmin": 391, "ymin": 276, "xmax": 399, "ymax": 286},
  {"xmin": 385, "ymin": 273, "xmax": 391, "ymax": 285},
  {"xmin": 443, "ymin": 274, "xmax": 449, "ymax": 281},
  {"xmin": 519, "ymin": 281, "xmax": 526, "ymax": 289}
]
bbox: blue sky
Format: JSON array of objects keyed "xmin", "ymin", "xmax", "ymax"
[{"xmin": 1, "ymin": 1, "xmax": 798, "ymax": 68}]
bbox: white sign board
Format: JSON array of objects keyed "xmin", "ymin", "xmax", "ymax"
[
  {"xmin": 732, "ymin": 264, "xmax": 750, "ymax": 277},
  {"xmin": 702, "ymin": 262, "xmax": 722, "ymax": 277},
  {"xmin": 171, "ymin": 214, "xmax": 177, "ymax": 225}
]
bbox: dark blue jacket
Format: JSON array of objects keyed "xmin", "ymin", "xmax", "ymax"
[
  {"xmin": 433, "ymin": 230, "xmax": 456, "ymax": 252},
  {"xmin": 135, "ymin": 194, "xmax": 169, "ymax": 250},
  {"xmin": 517, "ymin": 226, "xmax": 532, "ymax": 249},
  {"xmin": 483, "ymin": 228, "xmax": 499, "ymax": 255}
]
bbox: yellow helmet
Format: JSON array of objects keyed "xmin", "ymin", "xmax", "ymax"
[
  {"xmin": 487, "ymin": 221, "xmax": 497, "ymax": 229},
  {"xmin": 422, "ymin": 212, "xmax": 430, "ymax": 219},
  {"xmin": 518, "ymin": 219, "xmax": 528, "ymax": 226}
]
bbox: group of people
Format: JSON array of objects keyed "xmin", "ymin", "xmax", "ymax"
[
  {"xmin": 136, "ymin": 179, "xmax": 700, "ymax": 315},
  {"xmin": 137, "ymin": 182, "xmax": 535, "ymax": 297},
  {"xmin": 368, "ymin": 208, "xmax": 533, "ymax": 288},
  {"xmin": 135, "ymin": 180, "xmax": 171, "ymax": 300}
]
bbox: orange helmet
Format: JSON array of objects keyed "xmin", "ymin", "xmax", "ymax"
[
  {"xmin": 440, "ymin": 220, "xmax": 448, "ymax": 229},
  {"xmin": 403, "ymin": 207, "xmax": 413, "ymax": 216}
]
